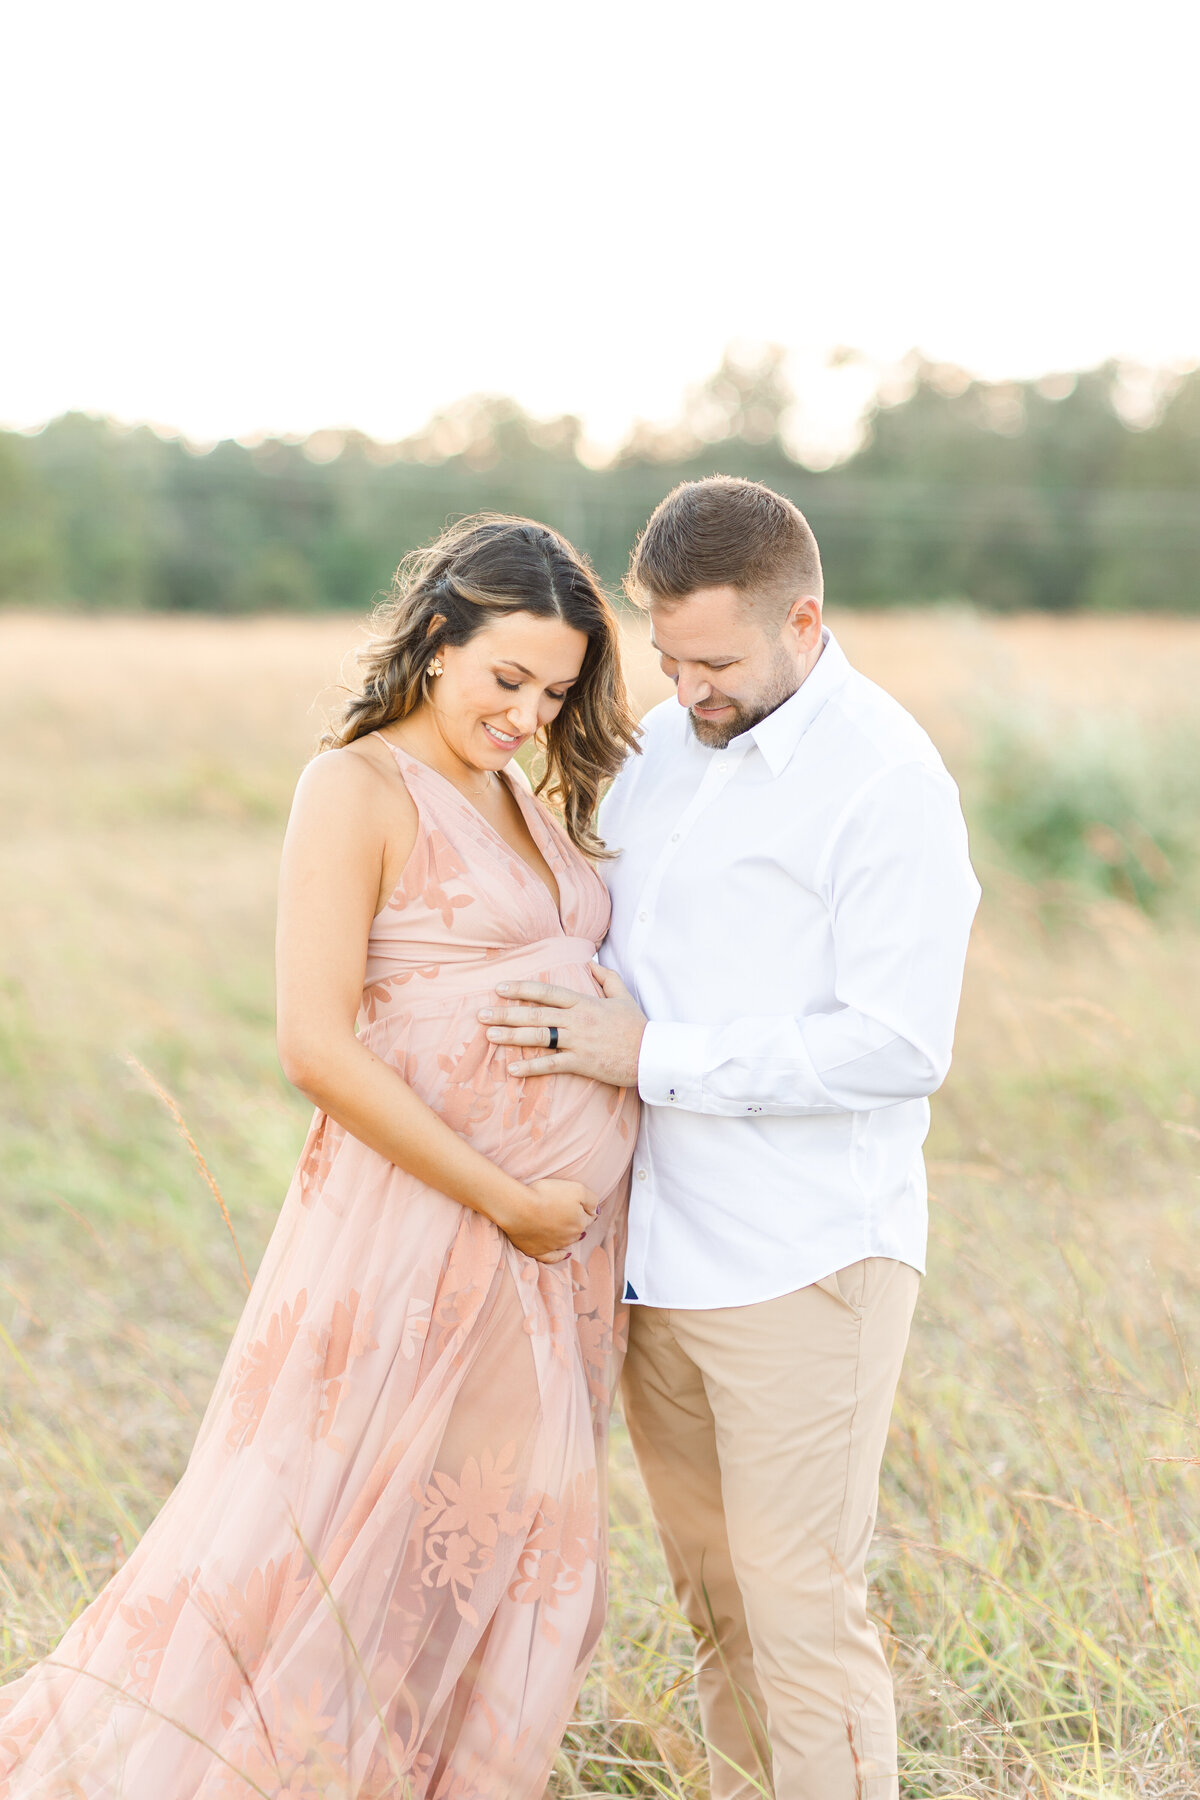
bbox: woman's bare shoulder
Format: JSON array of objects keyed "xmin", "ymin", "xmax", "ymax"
[{"xmin": 290, "ymin": 739, "xmax": 417, "ymax": 835}]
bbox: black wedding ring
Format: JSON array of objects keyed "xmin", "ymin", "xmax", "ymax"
[{"xmin": 547, "ymin": 1026, "xmax": 559, "ymax": 1051}]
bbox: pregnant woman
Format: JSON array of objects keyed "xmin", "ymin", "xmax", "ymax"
[{"xmin": 0, "ymin": 516, "xmax": 641, "ymax": 1798}]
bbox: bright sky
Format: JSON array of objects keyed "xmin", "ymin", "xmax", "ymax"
[{"xmin": 2, "ymin": 0, "xmax": 1197, "ymax": 457}]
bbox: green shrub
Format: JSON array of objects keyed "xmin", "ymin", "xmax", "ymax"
[{"xmin": 968, "ymin": 713, "xmax": 1200, "ymax": 909}]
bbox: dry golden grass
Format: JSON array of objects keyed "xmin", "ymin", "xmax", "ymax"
[{"xmin": 3, "ymin": 607, "xmax": 1200, "ymax": 1797}]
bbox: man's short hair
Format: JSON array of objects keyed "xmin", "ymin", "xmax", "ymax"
[{"xmin": 625, "ymin": 476, "xmax": 823, "ymax": 613}]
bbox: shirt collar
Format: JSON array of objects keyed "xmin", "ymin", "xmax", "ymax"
[{"xmin": 737, "ymin": 628, "xmax": 850, "ymax": 777}]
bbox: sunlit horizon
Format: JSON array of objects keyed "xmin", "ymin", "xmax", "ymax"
[
  {"xmin": 3, "ymin": 0, "xmax": 1197, "ymax": 460},
  {"xmin": 7, "ymin": 340, "xmax": 1197, "ymax": 479}
]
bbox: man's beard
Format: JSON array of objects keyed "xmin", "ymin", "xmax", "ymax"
[{"xmin": 688, "ymin": 648, "xmax": 800, "ymax": 749}]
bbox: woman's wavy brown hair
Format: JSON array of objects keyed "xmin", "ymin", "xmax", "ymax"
[{"xmin": 322, "ymin": 515, "xmax": 640, "ymax": 857}]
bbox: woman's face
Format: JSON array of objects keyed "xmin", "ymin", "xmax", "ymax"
[{"xmin": 426, "ymin": 611, "xmax": 589, "ymax": 771}]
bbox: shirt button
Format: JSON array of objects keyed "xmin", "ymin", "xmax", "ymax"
[
  {"xmin": 638, "ymin": 911, "xmax": 648, "ymax": 922},
  {"xmin": 670, "ymin": 832, "xmax": 680, "ymax": 843},
  {"xmin": 636, "ymin": 1168, "xmax": 647, "ymax": 1181},
  {"xmin": 716, "ymin": 762, "xmax": 726, "ymax": 772}
]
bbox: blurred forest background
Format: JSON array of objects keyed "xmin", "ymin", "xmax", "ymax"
[{"xmin": 3, "ymin": 345, "xmax": 1199, "ymax": 616}]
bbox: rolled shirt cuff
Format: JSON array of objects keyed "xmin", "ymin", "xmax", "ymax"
[{"xmin": 637, "ymin": 1020, "xmax": 707, "ymax": 1110}]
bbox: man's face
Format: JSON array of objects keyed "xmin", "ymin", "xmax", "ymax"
[{"xmin": 648, "ymin": 584, "xmax": 820, "ymax": 749}]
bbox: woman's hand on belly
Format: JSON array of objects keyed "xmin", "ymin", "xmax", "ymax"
[{"xmin": 495, "ymin": 1177, "xmax": 600, "ymax": 1263}]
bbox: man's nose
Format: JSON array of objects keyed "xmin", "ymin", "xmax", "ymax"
[{"xmin": 675, "ymin": 667, "xmax": 713, "ymax": 709}]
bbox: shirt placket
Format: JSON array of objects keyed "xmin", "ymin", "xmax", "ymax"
[
  {"xmin": 627, "ymin": 742, "xmax": 748, "ymax": 970},
  {"xmin": 627, "ymin": 743, "xmax": 749, "ymax": 1231}
]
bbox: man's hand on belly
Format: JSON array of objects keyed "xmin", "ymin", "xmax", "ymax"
[{"xmin": 478, "ymin": 968, "xmax": 647, "ymax": 1087}]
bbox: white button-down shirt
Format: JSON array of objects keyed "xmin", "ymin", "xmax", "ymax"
[{"xmin": 599, "ymin": 629, "xmax": 980, "ymax": 1309}]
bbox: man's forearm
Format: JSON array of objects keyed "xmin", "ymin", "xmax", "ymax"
[{"xmin": 637, "ymin": 1009, "xmax": 949, "ymax": 1116}]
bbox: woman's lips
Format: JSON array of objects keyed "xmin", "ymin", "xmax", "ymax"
[{"xmin": 483, "ymin": 722, "xmax": 525, "ymax": 749}]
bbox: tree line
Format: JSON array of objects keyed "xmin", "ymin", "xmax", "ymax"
[{"xmin": 2, "ymin": 350, "xmax": 1197, "ymax": 613}]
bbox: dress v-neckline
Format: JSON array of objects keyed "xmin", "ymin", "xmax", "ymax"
[{"xmin": 382, "ymin": 737, "xmax": 566, "ymax": 930}]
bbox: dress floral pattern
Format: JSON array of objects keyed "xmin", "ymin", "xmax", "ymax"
[{"xmin": 0, "ymin": 743, "xmax": 638, "ymax": 1799}]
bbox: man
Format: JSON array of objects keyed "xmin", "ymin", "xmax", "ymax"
[{"xmin": 479, "ymin": 477, "xmax": 980, "ymax": 1798}]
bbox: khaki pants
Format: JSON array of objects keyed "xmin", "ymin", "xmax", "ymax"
[{"xmin": 621, "ymin": 1258, "xmax": 918, "ymax": 1800}]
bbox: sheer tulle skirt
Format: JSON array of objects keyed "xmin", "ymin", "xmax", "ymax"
[{"xmin": 0, "ymin": 966, "xmax": 636, "ymax": 1799}]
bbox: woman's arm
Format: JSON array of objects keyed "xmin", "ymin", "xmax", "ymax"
[{"xmin": 275, "ymin": 748, "xmax": 595, "ymax": 1261}]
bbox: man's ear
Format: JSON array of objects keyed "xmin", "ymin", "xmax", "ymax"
[{"xmin": 784, "ymin": 596, "xmax": 823, "ymax": 655}]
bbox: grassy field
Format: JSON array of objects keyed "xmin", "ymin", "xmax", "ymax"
[{"xmin": 3, "ymin": 608, "xmax": 1200, "ymax": 1797}]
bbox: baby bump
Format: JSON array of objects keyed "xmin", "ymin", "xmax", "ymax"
[
  {"xmin": 361, "ymin": 955, "xmax": 639, "ymax": 1198},
  {"xmin": 501, "ymin": 1063, "xmax": 639, "ymax": 1197}
]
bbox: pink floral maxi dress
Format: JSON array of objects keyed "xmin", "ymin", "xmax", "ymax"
[{"xmin": 0, "ymin": 746, "xmax": 638, "ymax": 1799}]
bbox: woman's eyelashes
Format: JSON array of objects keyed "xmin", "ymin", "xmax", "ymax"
[{"xmin": 495, "ymin": 673, "xmax": 569, "ymax": 702}]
